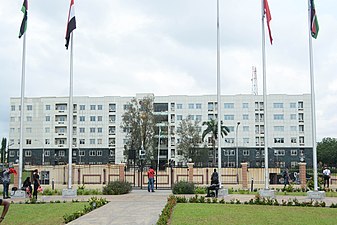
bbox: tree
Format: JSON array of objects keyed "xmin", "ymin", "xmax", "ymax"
[
  {"xmin": 201, "ymin": 119, "xmax": 230, "ymax": 166},
  {"xmin": 317, "ymin": 137, "xmax": 337, "ymax": 167},
  {"xmin": 121, "ymin": 96, "xmax": 156, "ymax": 163},
  {"xmin": 176, "ymin": 118, "xmax": 203, "ymax": 162},
  {"xmin": 1, "ymin": 138, "xmax": 6, "ymax": 163}
]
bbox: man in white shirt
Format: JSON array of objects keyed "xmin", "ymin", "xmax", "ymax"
[{"xmin": 323, "ymin": 166, "xmax": 331, "ymax": 188}]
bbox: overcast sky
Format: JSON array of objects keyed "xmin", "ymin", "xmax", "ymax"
[{"xmin": 1, "ymin": 0, "xmax": 336, "ymax": 141}]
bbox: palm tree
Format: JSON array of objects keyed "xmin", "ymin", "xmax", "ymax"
[{"xmin": 202, "ymin": 119, "xmax": 230, "ymax": 166}]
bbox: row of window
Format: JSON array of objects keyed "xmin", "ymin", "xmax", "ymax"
[{"xmin": 9, "ymin": 149, "xmax": 116, "ymax": 158}]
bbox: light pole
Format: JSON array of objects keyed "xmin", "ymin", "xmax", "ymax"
[
  {"xmin": 35, "ymin": 139, "xmax": 45, "ymax": 165},
  {"xmin": 236, "ymin": 121, "xmax": 241, "ymax": 184}
]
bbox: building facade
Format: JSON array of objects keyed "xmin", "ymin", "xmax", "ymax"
[{"xmin": 8, "ymin": 93, "xmax": 313, "ymax": 168}]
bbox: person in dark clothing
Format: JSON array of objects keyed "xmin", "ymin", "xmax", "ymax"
[
  {"xmin": 32, "ymin": 169, "xmax": 40, "ymax": 200},
  {"xmin": 282, "ymin": 168, "xmax": 290, "ymax": 189},
  {"xmin": 22, "ymin": 177, "xmax": 32, "ymax": 198},
  {"xmin": 2, "ymin": 168, "xmax": 10, "ymax": 199},
  {"xmin": 207, "ymin": 169, "xmax": 219, "ymax": 197},
  {"xmin": 0, "ymin": 199, "xmax": 10, "ymax": 223}
]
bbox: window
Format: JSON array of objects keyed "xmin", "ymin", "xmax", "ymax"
[
  {"xmin": 109, "ymin": 103, "xmax": 116, "ymax": 112},
  {"xmin": 243, "ymin": 138, "xmax": 249, "ymax": 144},
  {"xmin": 290, "ymin": 114, "xmax": 297, "ymax": 120},
  {"xmin": 26, "ymin": 139, "xmax": 32, "ymax": 145},
  {"xmin": 228, "ymin": 126, "xmax": 234, "ymax": 132},
  {"xmin": 26, "ymin": 128, "xmax": 32, "ymax": 133},
  {"xmin": 90, "ymin": 116, "xmax": 96, "ymax": 121},
  {"xmin": 188, "ymin": 103, "xmax": 194, "ymax": 109},
  {"xmin": 273, "ymin": 103, "xmax": 283, "ymax": 108},
  {"xmin": 97, "ymin": 116, "xmax": 103, "ymax": 121},
  {"xmin": 27, "ymin": 105, "xmax": 33, "ymax": 111},
  {"xmin": 290, "ymin": 126, "xmax": 297, "ymax": 131},
  {"xmin": 291, "ymin": 137, "xmax": 297, "ymax": 143},
  {"xmin": 98, "ymin": 105, "xmax": 103, "ymax": 110},
  {"xmin": 79, "ymin": 139, "xmax": 85, "ymax": 144},
  {"xmin": 89, "ymin": 150, "xmax": 96, "ymax": 156},
  {"xmin": 26, "ymin": 116, "xmax": 32, "ymax": 122},
  {"xmin": 224, "ymin": 115, "xmax": 234, "ymax": 120},
  {"xmin": 45, "ymin": 139, "xmax": 50, "ymax": 145},
  {"xmin": 224, "ymin": 150, "xmax": 235, "ymax": 156},
  {"xmin": 242, "ymin": 103, "xmax": 249, "ymax": 108},
  {"xmin": 299, "ymin": 125, "xmax": 304, "ymax": 132},
  {"xmin": 224, "ymin": 103, "xmax": 234, "ymax": 109},
  {"xmin": 291, "ymin": 149, "xmax": 298, "ymax": 156},
  {"xmin": 45, "ymin": 127, "xmax": 50, "ymax": 133},
  {"xmin": 90, "ymin": 139, "xmax": 95, "ymax": 144},
  {"xmin": 90, "ymin": 105, "xmax": 96, "ymax": 110},
  {"xmin": 273, "ymin": 114, "xmax": 284, "ymax": 120},
  {"xmin": 177, "ymin": 104, "xmax": 183, "ymax": 109},
  {"xmin": 45, "ymin": 105, "xmax": 51, "ymax": 110},
  {"xmin": 298, "ymin": 113, "xmax": 304, "ymax": 122},
  {"xmin": 44, "ymin": 150, "xmax": 50, "ymax": 157},
  {"xmin": 79, "ymin": 128, "xmax": 85, "ymax": 133},
  {"xmin": 290, "ymin": 102, "xmax": 297, "ymax": 108},
  {"xmin": 291, "ymin": 161, "xmax": 298, "ymax": 168},
  {"xmin": 274, "ymin": 126, "xmax": 284, "ymax": 132},
  {"xmin": 79, "ymin": 150, "xmax": 85, "ymax": 156},
  {"xmin": 224, "ymin": 138, "xmax": 234, "ymax": 144},
  {"xmin": 10, "ymin": 151, "xmax": 15, "ymax": 157},
  {"xmin": 45, "ymin": 116, "xmax": 51, "ymax": 122},
  {"xmin": 243, "ymin": 126, "xmax": 249, "ymax": 132},
  {"xmin": 79, "ymin": 116, "xmax": 85, "ymax": 122},
  {"xmin": 196, "ymin": 103, "xmax": 202, "ymax": 109},
  {"xmin": 274, "ymin": 149, "xmax": 285, "ymax": 156},
  {"xmin": 299, "ymin": 136, "xmax": 304, "ymax": 144},
  {"xmin": 10, "ymin": 117, "xmax": 15, "ymax": 122},
  {"xmin": 90, "ymin": 128, "xmax": 96, "ymax": 133},
  {"xmin": 80, "ymin": 105, "xmax": 85, "ymax": 110},
  {"xmin": 208, "ymin": 102, "xmax": 214, "ymax": 111},
  {"xmin": 196, "ymin": 115, "xmax": 202, "ymax": 121},
  {"xmin": 110, "ymin": 149, "xmax": 115, "ymax": 157},
  {"xmin": 25, "ymin": 150, "xmax": 32, "ymax": 157},
  {"xmin": 97, "ymin": 139, "xmax": 103, "ymax": 145},
  {"xmin": 243, "ymin": 150, "xmax": 250, "ymax": 156},
  {"xmin": 176, "ymin": 115, "xmax": 183, "ymax": 121},
  {"xmin": 242, "ymin": 114, "xmax": 249, "ymax": 120},
  {"xmin": 274, "ymin": 138, "xmax": 284, "ymax": 143},
  {"xmin": 97, "ymin": 127, "xmax": 103, "ymax": 133},
  {"xmin": 59, "ymin": 151, "xmax": 65, "ymax": 157},
  {"xmin": 298, "ymin": 101, "xmax": 304, "ymax": 109},
  {"xmin": 97, "ymin": 151, "xmax": 102, "ymax": 156},
  {"xmin": 11, "ymin": 105, "xmax": 15, "ymax": 111}
]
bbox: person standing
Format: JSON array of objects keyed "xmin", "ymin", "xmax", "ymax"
[
  {"xmin": 323, "ymin": 166, "xmax": 331, "ymax": 188},
  {"xmin": 32, "ymin": 169, "xmax": 40, "ymax": 200},
  {"xmin": 2, "ymin": 167, "xmax": 10, "ymax": 199},
  {"xmin": 282, "ymin": 168, "xmax": 290, "ymax": 189},
  {"xmin": 147, "ymin": 166, "xmax": 155, "ymax": 192}
]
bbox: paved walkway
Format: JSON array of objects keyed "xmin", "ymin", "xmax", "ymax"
[{"xmin": 9, "ymin": 190, "xmax": 337, "ymax": 225}]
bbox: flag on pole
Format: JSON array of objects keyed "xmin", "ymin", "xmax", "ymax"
[
  {"xmin": 310, "ymin": 0, "xmax": 319, "ymax": 39},
  {"xmin": 19, "ymin": 0, "xmax": 28, "ymax": 38},
  {"xmin": 65, "ymin": 0, "xmax": 76, "ymax": 49},
  {"xmin": 264, "ymin": 0, "xmax": 273, "ymax": 44}
]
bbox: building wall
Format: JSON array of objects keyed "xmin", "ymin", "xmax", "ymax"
[{"xmin": 8, "ymin": 93, "xmax": 313, "ymax": 168}]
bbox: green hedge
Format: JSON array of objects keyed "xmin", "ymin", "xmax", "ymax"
[
  {"xmin": 102, "ymin": 181, "xmax": 132, "ymax": 195},
  {"xmin": 172, "ymin": 181, "xmax": 195, "ymax": 194}
]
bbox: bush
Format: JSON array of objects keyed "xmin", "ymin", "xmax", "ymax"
[
  {"xmin": 157, "ymin": 196, "xmax": 177, "ymax": 225},
  {"xmin": 195, "ymin": 186, "xmax": 207, "ymax": 194},
  {"xmin": 102, "ymin": 181, "xmax": 132, "ymax": 195},
  {"xmin": 172, "ymin": 181, "xmax": 195, "ymax": 194}
]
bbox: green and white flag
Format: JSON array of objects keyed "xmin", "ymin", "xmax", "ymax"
[{"xmin": 19, "ymin": 0, "xmax": 28, "ymax": 38}]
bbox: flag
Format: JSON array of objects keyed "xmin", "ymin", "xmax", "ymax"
[
  {"xmin": 264, "ymin": 0, "xmax": 273, "ymax": 44},
  {"xmin": 65, "ymin": 0, "xmax": 76, "ymax": 49},
  {"xmin": 310, "ymin": 0, "xmax": 319, "ymax": 39},
  {"xmin": 19, "ymin": 0, "xmax": 28, "ymax": 38}
]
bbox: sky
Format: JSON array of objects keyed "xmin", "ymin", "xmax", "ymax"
[{"xmin": 0, "ymin": 0, "xmax": 336, "ymax": 142}]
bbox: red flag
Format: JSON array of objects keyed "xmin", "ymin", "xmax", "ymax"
[
  {"xmin": 264, "ymin": 0, "xmax": 273, "ymax": 44},
  {"xmin": 65, "ymin": 0, "xmax": 76, "ymax": 49}
]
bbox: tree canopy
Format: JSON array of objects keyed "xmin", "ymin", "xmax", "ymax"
[{"xmin": 317, "ymin": 137, "xmax": 337, "ymax": 167}]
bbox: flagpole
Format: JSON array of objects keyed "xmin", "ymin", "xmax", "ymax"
[
  {"xmin": 307, "ymin": 0, "xmax": 318, "ymax": 191},
  {"xmin": 68, "ymin": 33, "xmax": 74, "ymax": 189},
  {"xmin": 18, "ymin": 33, "xmax": 27, "ymax": 189},
  {"xmin": 216, "ymin": 0, "xmax": 222, "ymax": 187},
  {"xmin": 261, "ymin": 0, "xmax": 269, "ymax": 190}
]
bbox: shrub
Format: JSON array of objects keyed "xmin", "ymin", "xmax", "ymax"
[
  {"xmin": 102, "ymin": 181, "xmax": 132, "ymax": 195},
  {"xmin": 157, "ymin": 195, "xmax": 177, "ymax": 225},
  {"xmin": 172, "ymin": 181, "xmax": 195, "ymax": 194},
  {"xmin": 195, "ymin": 186, "xmax": 207, "ymax": 194}
]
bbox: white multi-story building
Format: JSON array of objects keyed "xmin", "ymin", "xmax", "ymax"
[{"xmin": 8, "ymin": 93, "xmax": 313, "ymax": 168}]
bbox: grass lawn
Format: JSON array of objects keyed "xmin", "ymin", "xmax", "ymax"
[
  {"xmin": 170, "ymin": 204, "xmax": 337, "ymax": 225},
  {"xmin": 1, "ymin": 202, "xmax": 87, "ymax": 225}
]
